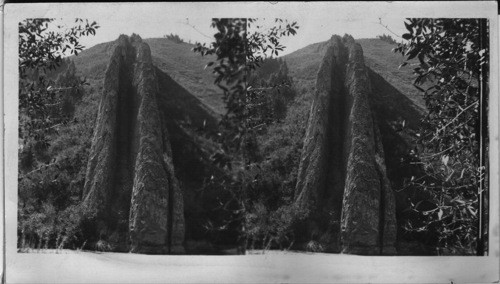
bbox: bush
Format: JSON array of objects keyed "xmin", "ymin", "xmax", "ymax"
[
  {"xmin": 242, "ymin": 84, "xmax": 310, "ymax": 251},
  {"xmin": 18, "ymin": 62, "xmax": 98, "ymax": 251},
  {"xmin": 246, "ymin": 202, "xmax": 308, "ymax": 250},
  {"xmin": 377, "ymin": 33, "xmax": 398, "ymax": 44},
  {"xmin": 18, "ymin": 202, "xmax": 96, "ymax": 251},
  {"xmin": 164, "ymin": 33, "xmax": 185, "ymax": 44}
]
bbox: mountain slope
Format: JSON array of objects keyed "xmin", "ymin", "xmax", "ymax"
[
  {"xmin": 74, "ymin": 37, "xmax": 423, "ymax": 119},
  {"xmin": 72, "ymin": 38, "xmax": 224, "ymax": 115},
  {"xmin": 284, "ymin": 38, "xmax": 425, "ymax": 110}
]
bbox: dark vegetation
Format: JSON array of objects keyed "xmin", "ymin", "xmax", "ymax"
[
  {"xmin": 18, "ymin": 18, "xmax": 100, "ymax": 250},
  {"xmin": 377, "ymin": 33, "xmax": 398, "ymax": 45},
  {"xmin": 394, "ymin": 18, "xmax": 489, "ymax": 255},
  {"xmin": 163, "ymin": 33, "xmax": 185, "ymax": 44},
  {"xmin": 192, "ymin": 18, "xmax": 304, "ymax": 251},
  {"xmin": 18, "ymin": 60, "xmax": 100, "ymax": 250}
]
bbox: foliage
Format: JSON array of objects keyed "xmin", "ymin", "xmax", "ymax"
[
  {"xmin": 164, "ymin": 33, "xmax": 185, "ymax": 44},
  {"xmin": 19, "ymin": 18, "xmax": 98, "ymax": 148},
  {"xmin": 246, "ymin": 202, "xmax": 308, "ymax": 250},
  {"xmin": 18, "ymin": 92, "xmax": 98, "ymax": 250},
  {"xmin": 247, "ymin": 58, "xmax": 296, "ymax": 128},
  {"xmin": 394, "ymin": 18, "xmax": 489, "ymax": 254},
  {"xmin": 377, "ymin": 33, "xmax": 398, "ymax": 45},
  {"xmin": 55, "ymin": 60, "xmax": 84, "ymax": 117},
  {"xmin": 18, "ymin": 18, "xmax": 100, "ymax": 250},
  {"xmin": 193, "ymin": 18, "xmax": 299, "ymax": 156},
  {"xmin": 193, "ymin": 18, "xmax": 299, "ymax": 249},
  {"xmin": 18, "ymin": 202, "xmax": 96, "ymax": 251}
]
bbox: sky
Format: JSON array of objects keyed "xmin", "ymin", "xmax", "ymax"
[
  {"xmin": 48, "ymin": 3, "xmax": 411, "ymax": 56},
  {"xmin": 8, "ymin": 1, "xmax": 496, "ymax": 57}
]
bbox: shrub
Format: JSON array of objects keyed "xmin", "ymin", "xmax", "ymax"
[
  {"xmin": 377, "ymin": 33, "xmax": 398, "ymax": 44},
  {"xmin": 164, "ymin": 33, "xmax": 185, "ymax": 44},
  {"xmin": 18, "ymin": 62, "xmax": 98, "ymax": 251},
  {"xmin": 18, "ymin": 202, "xmax": 96, "ymax": 251},
  {"xmin": 246, "ymin": 202, "xmax": 308, "ymax": 250},
  {"xmin": 305, "ymin": 240, "xmax": 325, "ymax": 253}
]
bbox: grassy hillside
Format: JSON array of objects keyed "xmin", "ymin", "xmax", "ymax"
[
  {"xmin": 73, "ymin": 37, "xmax": 423, "ymax": 118},
  {"xmin": 284, "ymin": 38, "xmax": 425, "ymax": 110},
  {"xmin": 357, "ymin": 38, "xmax": 424, "ymax": 109},
  {"xmin": 72, "ymin": 38, "xmax": 224, "ymax": 115}
]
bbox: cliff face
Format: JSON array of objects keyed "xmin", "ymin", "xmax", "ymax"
[
  {"xmin": 294, "ymin": 35, "xmax": 397, "ymax": 255},
  {"xmin": 83, "ymin": 34, "xmax": 185, "ymax": 254}
]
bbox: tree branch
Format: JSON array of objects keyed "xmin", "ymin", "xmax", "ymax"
[
  {"xmin": 21, "ymin": 161, "xmax": 59, "ymax": 178},
  {"xmin": 432, "ymin": 101, "xmax": 479, "ymax": 139},
  {"xmin": 378, "ymin": 18, "xmax": 403, "ymax": 39}
]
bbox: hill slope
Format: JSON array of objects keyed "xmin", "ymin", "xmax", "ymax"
[
  {"xmin": 74, "ymin": 37, "xmax": 423, "ymax": 118},
  {"xmin": 284, "ymin": 38, "xmax": 425, "ymax": 110},
  {"xmin": 72, "ymin": 38, "xmax": 224, "ymax": 115}
]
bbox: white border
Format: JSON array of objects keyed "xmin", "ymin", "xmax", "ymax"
[{"xmin": 3, "ymin": 2, "xmax": 499, "ymax": 283}]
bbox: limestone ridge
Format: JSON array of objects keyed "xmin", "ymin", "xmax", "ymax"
[
  {"xmin": 83, "ymin": 34, "xmax": 185, "ymax": 254},
  {"xmin": 294, "ymin": 35, "xmax": 397, "ymax": 255}
]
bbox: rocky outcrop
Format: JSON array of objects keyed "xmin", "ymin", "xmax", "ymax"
[
  {"xmin": 294, "ymin": 35, "xmax": 397, "ymax": 255},
  {"xmin": 83, "ymin": 34, "xmax": 185, "ymax": 254}
]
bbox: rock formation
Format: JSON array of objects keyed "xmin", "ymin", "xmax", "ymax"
[
  {"xmin": 294, "ymin": 34, "xmax": 397, "ymax": 255},
  {"xmin": 83, "ymin": 34, "xmax": 185, "ymax": 254}
]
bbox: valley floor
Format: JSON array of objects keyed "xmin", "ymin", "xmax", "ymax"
[{"xmin": 8, "ymin": 249, "xmax": 497, "ymax": 283}]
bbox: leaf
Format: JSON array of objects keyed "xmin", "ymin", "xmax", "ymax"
[
  {"xmin": 437, "ymin": 209, "xmax": 443, "ymax": 220},
  {"xmin": 404, "ymin": 21, "xmax": 413, "ymax": 32},
  {"xmin": 407, "ymin": 48, "xmax": 419, "ymax": 60},
  {"xmin": 442, "ymin": 155, "xmax": 449, "ymax": 166},
  {"xmin": 204, "ymin": 61, "xmax": 214, "ymax": 69},
  {"xmin": 402, "ymin": 33, "xmax": 412, "ymax": 40}
]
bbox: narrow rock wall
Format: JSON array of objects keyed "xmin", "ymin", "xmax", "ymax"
[
  {"xmin": 83, "ymin": 34, "xmax": 184, "ymax": 254},
  {"xmin": 294, "ymin": 35, "xmax": 397, "ymax": 255}
]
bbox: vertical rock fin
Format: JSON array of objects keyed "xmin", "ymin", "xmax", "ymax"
[
  {"xmin": 294, "ymin": 34, "xmax": 397, "ymax": 255},
  {"xmin": 83, "ymin": 34, "xmax": 185, "ymax": 254}
]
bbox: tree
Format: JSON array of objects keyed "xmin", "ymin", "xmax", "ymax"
[
  {"xmin": 394, "ymin": 18, "xmax": 489, "ymax": 255},
  {"xmin": 193, "ymin": 18, "xmax": 299, "ymax": 249},
  {"xmin": 18, "ymin": 18, "xmax": 99, "ymax": 250},
  {"xmin": 247, "ymin": 58, "xmax": 295, "ymax": 127},
  {"xmin": 19, "ymin": 18, "xmax": 99, "ymax": 155}
]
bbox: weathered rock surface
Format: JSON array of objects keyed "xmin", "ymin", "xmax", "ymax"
[
  {"xmin": 83, "ymin": 34, "xmax": 185, "ymax": 254},
  {"xmin": 294, "ymin": 35, "xmax": 397, "ymax": 255}
]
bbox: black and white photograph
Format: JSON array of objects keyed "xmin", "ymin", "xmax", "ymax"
[{"xmin": 3, "ymin": 1, "xmax": 499, "ymax": 283}]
